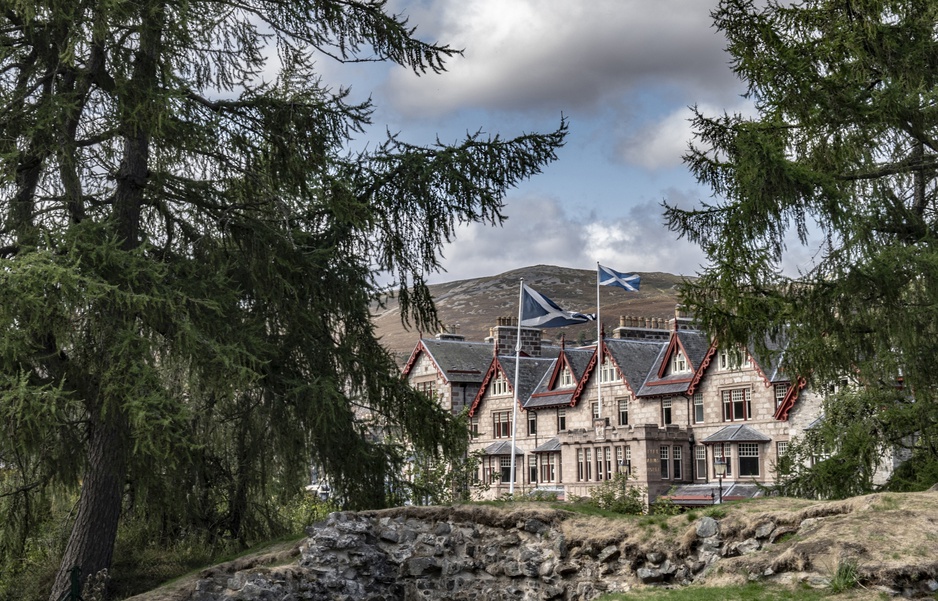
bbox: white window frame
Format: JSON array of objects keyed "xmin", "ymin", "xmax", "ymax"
[
  {"xmin": 492, "ymin": 373, "xmax": 511, "ymax": 396},
  {"xmin": 695, "ymin": 445, "xmax": 707, "ymax": 480},
  {"xmin": 617, "ymin": 397, "xmax": 629, "ymax": 426},
  {"xmin": 693, "ymin": 391, "xmax": 704, "ymax": 423},
  {"xmin": 560, "ymin": 367, "xmax": 574, "ymax": 387},
  {"xmin": 601, "ymin": 357, "xmax": 620, "ymax": 382},
  {"xmin": 671, "ymin": 349, "xmax": 688, "ymax": 374},
  {"xmin": 774, "ymin": 383, "xmax": 790, "ymax": 409},
  {"xmin": 738, "ymin": 442, "xmax": 760, "ymax": 477}
]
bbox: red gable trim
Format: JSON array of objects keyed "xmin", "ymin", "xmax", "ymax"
[
  {"xmin": 468, "ymin": 357, "xmax": 526, "ymax": 418},
  {"xmin": 687, "ymin": 340, "xmax": 718, "ymax": 396},
  {"xmin": 773, "ymin": 376, "xmax": 806, "ymax": 421},
  {"xmin": 468, "ymin": 357, "xmax": 501, "ymax": 417},
  {"xmin": 568, "ymin": 347, "xmax": 598, "ymax": 407},
  {"xmin": 401, "ymin": 340, "xmax": 427, "ymax": 378},
  {"xmin": 401, "ymin": 339, "xmax": 448, "ymax": 384}
]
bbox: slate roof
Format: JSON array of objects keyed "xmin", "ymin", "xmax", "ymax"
[
  {"xmin": 701, "ymin": 424, "xmax": 772, "ymax": 443},
  {"xmin": 636, "ymin": 329, "xmax": 709, "ymax": 398},
  {"xmin": 496, "ymin": 355, "xmax": 556, "ymax": 405},
  {"xmin": 678, "ymin": 329, "xmax": 711, "ymax": 369},
  {"xmin": 747, "ymin": 331, "xmax": 790, "ymax": 383},
  {"xmin": 666, "ymin": 483, "xmax": 765, "ymax": 505},
  {"xmin": 532, "ymin": 438, "xmax": 561, "ymax": 453},
  {"xmin": 410, "ymin": 338, "xmax": 493, "ymax": 383},
  {"xmin": 484, "ymin": 441, "xmax": 524, "ymax": 455},
  {"xmin": 603, "ymin": 338, "xmax": 668, "ymax": 392},
  {"xmin": 564, "ymin": 347, "xmax": 595, "ymax": 382}
]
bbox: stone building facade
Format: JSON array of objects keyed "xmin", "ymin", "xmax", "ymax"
[{"xmin": 403, "ymin": 309, "xmax": 824, "ymax": 505}]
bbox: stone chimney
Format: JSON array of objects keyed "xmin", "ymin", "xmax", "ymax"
[
  {"xmin": 612, "ymin": 314, "xmax": 671, "ymax": 341},
  {"xmin": 670, "ymin": 305, "xmax": 696, "ymax": 331},
  {"xmin": 435, "ymin": 323, "xmax": 465, "ymax": 341},
  {"xmin": 489, "ymin": 317, "xmax": 542, "ymax": 357}
]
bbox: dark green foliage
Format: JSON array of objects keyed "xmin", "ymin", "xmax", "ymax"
[
  {"xmin": 0, "ymin": 0, "xmax": 566, "ymax": 596},
  {"xmin": 576, "ymin": 473, "xmax": 647, "ymax": 515},
  {"xmin": 666, "ymin": 0, "xmax": 938, "ymax": 497}
]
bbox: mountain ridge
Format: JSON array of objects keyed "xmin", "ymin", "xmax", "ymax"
[{"xmin": 374, "ymin": 264, "xmax": 691, "ymax": 360}]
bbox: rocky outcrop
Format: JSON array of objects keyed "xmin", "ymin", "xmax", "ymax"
[{"xmin": 178, "ymin": 494, "xmax": 938, "ymax": 601}]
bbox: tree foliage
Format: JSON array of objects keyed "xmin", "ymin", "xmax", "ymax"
[
  {"xmin": 665, "ymin": 0, "xmax": 938, "ymax": 495},
  {"xmin": 0, "ymin": 0, "xmax": 566, "ymax": 597}
]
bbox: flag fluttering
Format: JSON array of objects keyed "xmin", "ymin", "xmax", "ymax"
[
  {"xmin": 598, "ymin": 264, "xmax": 640, "ymax": 291},
  {"xmin": 520, "ymin": 285, "xmax": 596, "ymax": 328}
]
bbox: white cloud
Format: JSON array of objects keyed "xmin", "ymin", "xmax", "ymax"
[
  {"xmin": 617, "ymin": 100, "xmax": 758, "ymax": 170},
  {"xmin": 431, "ymin": 194, "xmax": 705, "ymax": 283},
  {"xmin": 385, "ymin": 0, "xmax": 740, "ymax": 117}
]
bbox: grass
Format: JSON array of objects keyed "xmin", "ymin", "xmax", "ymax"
[
  {"xmin": 828, "ymin": 559, "xmax": 858, "ymax": 594},
  {"xmin": 597, "ymin": 581, "xmax": 831, "ymax": 601},
  {"xmin": 871, "ymin": 495, "xmax": 901, "ymax": 511}
]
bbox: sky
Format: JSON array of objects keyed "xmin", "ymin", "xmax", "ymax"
[{"xmin": 319, "ymin": 0, "xmax": 816, "ymax": 284}]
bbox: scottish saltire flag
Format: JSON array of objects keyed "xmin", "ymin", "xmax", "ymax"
[
  {"xmin": 598, "ymin": 264, "xmax": 640, "ymax": 291},
  {"xmin": 520, "ymin": 285, "xmax": 596, "ymax": 328}
]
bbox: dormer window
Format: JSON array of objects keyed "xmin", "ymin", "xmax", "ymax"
[
  {"xmin": 671, "ymin": 349, "xmax": 689, "ymax": 374},
  {"xmin": 492, "ymin": 373, "xmax": 511, "ymax": 396},
  {"xmin": 718, "ymin": 347, "xmax": 744, "ymax": 371},
  {"xmin": 559, "ymin": 367, "xmax": 574, "ymax": 388},
  {"xmin": 600, "ymin": 357, "xmax": 620, "ymax": 383}
]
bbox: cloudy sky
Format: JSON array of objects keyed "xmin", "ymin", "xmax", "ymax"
[{"xmin": 325, "ymin": 1, "xmax": 782, "ymax": 284}]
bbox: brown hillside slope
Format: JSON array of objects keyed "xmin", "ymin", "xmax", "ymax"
[{"xmin": 374, "ymin": 265, "xmax": 689, "ymax": 361}]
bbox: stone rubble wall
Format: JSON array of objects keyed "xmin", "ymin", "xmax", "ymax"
[{"xmin": 188, "ymin": 507, "xmax": 938, "ymax": 601}]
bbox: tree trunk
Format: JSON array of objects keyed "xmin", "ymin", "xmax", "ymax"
[{"xmin": 49, "ymin": 410, "xmax": 128, "ymax": 600}]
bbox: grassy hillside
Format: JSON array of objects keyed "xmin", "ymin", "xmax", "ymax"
[{"xmin": 374, "ymin": 265, "xmax": 690, "ymax": 361}]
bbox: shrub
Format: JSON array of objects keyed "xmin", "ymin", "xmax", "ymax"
[{"xmin": 582, "ymin": 473, "xmax": 646, "ymax": 515}]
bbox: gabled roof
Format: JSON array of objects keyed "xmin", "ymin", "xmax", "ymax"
[
  {"xmin": 602, "ymin": 338, "xmax": 668, "ymax": 393},
  {"xmin": 545, "ymin": 345, "xmax": 593, "ymax": 390},
  {"xmin": 748, "ymin": 331, "xmax": 790, "ymax": 383},
  {"xmin": 701, "ymin": 424, "xmax": 772, "ymax": 443},
  {"xmin": 467, "ymin": 355, "xmax": 555, "ymax": 417},
  {"xmin": 526, "ymin": 346, "xmax": 594, "ymax": 410},
  {"xmin": 637, "ymin": 329, "xmax": 709, "ymax": 398},
  {"xmin": 401, "ymin": 338, "xmax": 493, "ymax": 384}
]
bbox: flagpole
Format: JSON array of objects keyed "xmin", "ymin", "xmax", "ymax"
[
  {"xmin": 509, "ymin": 279, "xmax": 523, "ymax": 495},
  {"xmin": 596, "ymin": 263, "xmax": 602, "ymax": 420}
]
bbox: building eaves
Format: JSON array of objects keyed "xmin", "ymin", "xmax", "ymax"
[
  {"xmin": 484, "ymin": 441, "xmax": 525, "ymax": 455},
  {"xmin": 701, "ymin": 424, "xmax": 772, "ymax": 443},
  {"xmin": 603, "ymin": 338, "xmax": 668, "ymax": 393},
  {"xmin": 496, "ymin": 355, "xmax": 556, "ymax": 406},
  {"xmin": 532, "ymin": 438, "xmax": 561, "ymax": 453},
  {"xmin": 419, "ymin": 338, "xmax": 493, "ymax": 384}
]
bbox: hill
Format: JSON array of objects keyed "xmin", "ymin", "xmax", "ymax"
[{"xmin": 373, "ymin": 265, "xmax": 690, "ymax": 360}]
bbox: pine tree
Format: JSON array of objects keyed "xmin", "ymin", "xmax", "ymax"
[
  {"xmin": 666, "ymin": 0, "xmax": 938, "ymax": 495},
  {"xmin": 0, "ymin": 1, "xmax": 566, "ymax": 597}
]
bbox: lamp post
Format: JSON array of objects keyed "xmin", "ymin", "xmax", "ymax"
[{"xmin": 714, "ymin": 457, "xmax": 726, "ymax": 504}]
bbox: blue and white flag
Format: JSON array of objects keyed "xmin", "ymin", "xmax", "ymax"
[
  {"xmin": 598, "ymin": 264, "xmax": 640, "ymax": 291},
  {"xmin": 520, "ymin": 285, "xmax": 596, "ymax": 328}
]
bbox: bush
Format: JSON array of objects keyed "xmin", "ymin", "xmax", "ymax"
[{"xmin": 582, "ymin": 473, "xmax": 646, "ymax": 515}]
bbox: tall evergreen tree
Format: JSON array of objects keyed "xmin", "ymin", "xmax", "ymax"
[
  {"xmin": 666, "ymin": 0, "xmax": 938, "ymax": 495},
  {"xmin": 0, "ymin": 0, "xmax": 566, "ymax": 597}
]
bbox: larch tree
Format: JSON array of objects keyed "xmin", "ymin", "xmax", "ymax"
[
  {"xmin": 666, "ymin": 0, "xmax": 938, "ymax": 496},
  {"xmin": 0, "ymin": 0, "xmax": 567, "ymax": 597}
]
